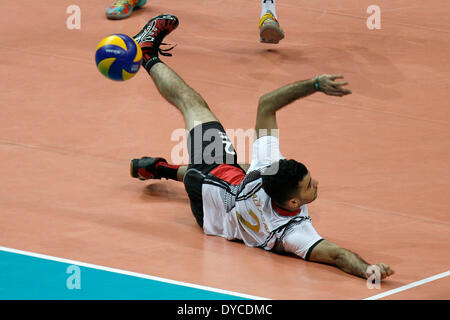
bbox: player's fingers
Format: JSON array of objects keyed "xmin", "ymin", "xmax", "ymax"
[
  {"xmin": 376, "ymin": 265, "xmax": 386, "ymax": 279},
  {"xmin": 340, "ymin": 88, "xmax": 352, "ymax": 94},
  {"xmin": 331, "ymin": 81, "xmax": 349, "ymax": 87},
  {"xmin": 382, "ymin": 264, "xmax": 394, "ymax": 276},
  {"xmin": 327, "ymin": 87, "xmax": 352, "ymax": 95},
  {"xmin": 324, "ymin": 84, "xmax": 343, "ymax": 91},
  {"xmin": 324, "ymin": 91, "xmax": 345, "ymax": 97},
  {"xmin": 330, "ymin": 74, "xmax": 344, "ymax": 80},
  {"xmin": 378, "ymin": 263, "xmax": 394, "ymax": 279}
]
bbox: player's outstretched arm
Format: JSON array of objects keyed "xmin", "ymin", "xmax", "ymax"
[
  {"xmin": 255, "ymin": 75, "xmax": 351, "ymax": 138},
  {"xmin": 308, "ymin": 240, "xmax": 395, "ymax": 280}
]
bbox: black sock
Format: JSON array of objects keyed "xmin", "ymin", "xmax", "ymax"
[
  {"xmin": 142, "ymin": 51, "xmax": 162, "ymax": 73},
  {"xmin": 155, "ymin": 162, "xmax": 180, "ymax": 180}
]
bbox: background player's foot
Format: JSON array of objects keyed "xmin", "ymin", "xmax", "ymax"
[
  {"xmin": 259, "ymin": 10, "xmax": 285, "ymax": 44},
  {"xmin": 130, "ymin": 157, "xmax": 167, "ymax": 180},
  {"xmin": 133, "ymin": 14, "xmax": 179, "ymax": 57},
  {"xmin": 106, "ymin": 0, "xmax": 147, "ymax": 20}
]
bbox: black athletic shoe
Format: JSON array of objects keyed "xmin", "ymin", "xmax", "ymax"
[
  {"xmin": 130, "ymin": 157, "xmax": 167, "ymax": 180},
  {"xmin": 133, "ymin": 14, "xmax": 179, "ymax": 59}
]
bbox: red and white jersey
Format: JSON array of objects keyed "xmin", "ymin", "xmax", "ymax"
[{"xmin": 201, "ymin": 135, "xmax": 323, "ymax": 260}]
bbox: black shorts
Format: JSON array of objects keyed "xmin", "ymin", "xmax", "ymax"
[{"xmin": 183, "ymin": 121, "xmax": 245, "ymax": 227}]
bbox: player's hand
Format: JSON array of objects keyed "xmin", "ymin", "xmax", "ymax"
[
  {"xmin": 317, "ymin": 74, "xmax": 352, "ymax": 97},
  {"xmin": 366, "ymin": 263, "xmax": 395, "ymax": 280}
]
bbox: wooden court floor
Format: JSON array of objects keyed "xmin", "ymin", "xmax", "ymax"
[{"xmin": 0, "ymin": 0, "xmax": 449, "ymax": 299}]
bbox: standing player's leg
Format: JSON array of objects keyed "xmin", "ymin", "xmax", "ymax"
[
  {"xmin": 106, "ymin": 0, "xmax": 147, "ymax": 20},
  {"xmin": 259, "ymin": 0, "xmax": 284, "ymax": 44}
]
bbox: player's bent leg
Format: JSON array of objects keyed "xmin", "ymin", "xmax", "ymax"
[
  {"xmin": 130, "ymin": 156, "xmax": 186, "ymax": 181},
  {"xmin": 176, "ymin": 165, "xmax": 188, "ymax": 181},
  {"xmin": 183, "ymin": 121, "xmax": 247, "ymax": 228}
]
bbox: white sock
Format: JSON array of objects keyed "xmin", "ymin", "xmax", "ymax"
[{"xmin": 261, "ymin": 0, "xmax": 277, "ymax": 19}]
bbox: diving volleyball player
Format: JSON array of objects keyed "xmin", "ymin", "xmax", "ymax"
[{"xmin": 129, "ymin": 14, "xmax": 394, "ymax": 280}]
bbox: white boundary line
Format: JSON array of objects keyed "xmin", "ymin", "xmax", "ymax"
[
  {"xmin": 364, "ymin": 270, "xmax": 450, "ymax": 300},
  {"xmin": 4, "ymin": 246, "xmax": 447, "ymax": 300},
  {"xmin": 0, "ymin": 246, "xmax": 269, "ymax": 300}
]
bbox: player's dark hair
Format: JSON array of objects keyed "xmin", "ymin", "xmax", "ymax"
[{"xmin": 261, "ymin": 159, "xmax": 308, "ymax": 205}]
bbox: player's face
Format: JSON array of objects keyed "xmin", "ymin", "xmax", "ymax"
[{"xmin": 298, "ymin": 172, "xmax": 318, "ymax": 204}]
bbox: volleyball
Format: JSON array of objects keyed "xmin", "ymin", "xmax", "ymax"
[{"xmin": 95, "ymin": 34, "xmax": 142, "ymax": 81}]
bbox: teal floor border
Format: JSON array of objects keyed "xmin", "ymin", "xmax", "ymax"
[{"xmin": 0, "ymin": 249, "xmax": 251, "ymax": 300}]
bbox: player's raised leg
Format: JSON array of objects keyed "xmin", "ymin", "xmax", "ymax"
[
  {"xmin": 148, "ymin": 63, "xmax": 218, "ymax": 131},
  {"xmin": 130, "ymin": 14, "xmax": 219, "ymax": 182},
  {"xmin": 133, "ymin": 14, "xmax": 218, "ymax": 132}
]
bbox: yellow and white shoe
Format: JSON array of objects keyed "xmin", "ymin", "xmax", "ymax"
[{"xmin": 259, "ymin": 10, "xmax": 285, "ymax": 44}]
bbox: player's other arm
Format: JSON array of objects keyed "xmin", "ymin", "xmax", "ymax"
[
  {"xmin": 255, "ymin": 75, "xmax": 352, "ymax": 138},
  {"xmin": 309, "ymin": 240, "xmax": 395, "ymax": 280}
]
